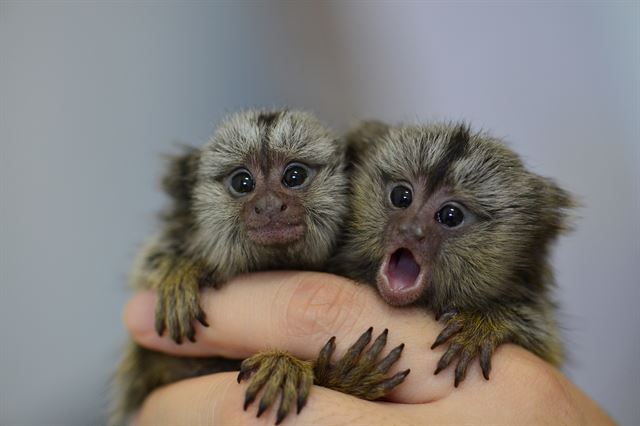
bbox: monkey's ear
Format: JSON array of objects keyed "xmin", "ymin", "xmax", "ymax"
[
  {"xmin": 161, "ymin": 145, "xmax": 201, "ymax": 204},
  {"xmin": 541, "ymin": 177, "xmax": 578, "ymax": 233},
  {"xmin": 344, "ymin": 120, "xmax": 389, "ymax": 166},
  {"xmin": 451, "ymin": 122, "xmax": 471, "ymax": 146}
]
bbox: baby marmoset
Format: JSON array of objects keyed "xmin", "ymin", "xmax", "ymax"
[
  {"xmin": 112, "ymin": 110, "xmax": 406, "ymax": 425},
  {"xmin": 336, "ymin": 121, "xmax": 574, "ymax": 386}
]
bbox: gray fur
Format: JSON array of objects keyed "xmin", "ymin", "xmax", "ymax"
[
  {"xmin": 335, "ymin": 120, "xmax": 574, "ymax": 381},
  {"xmin": 111, "ymin": 109, "xmax": 347, "ymax": 424}
]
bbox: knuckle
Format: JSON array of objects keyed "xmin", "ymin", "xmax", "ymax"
[
  {"xmin": 209, "ymin": 375, "xmax": 243, "ymax": 424},
  {"xmin": 282, "ymin": 272, "xmax": 366, "ymax": 341},
  {"xmin": 531, "ymin": 367, "xmax": 581, "ymax": 422},
  {"xmin": 213, "ymin": 375, "xmax": 274, "ymax": 426},
  {"xmin": 506, "ymin": 355, "xmax": 582, "ymax": 424}
]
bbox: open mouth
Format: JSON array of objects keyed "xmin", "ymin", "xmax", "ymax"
[
  {"xmin": 247, "ymin": 223, "xmax": 305, "ymax": 246},
  {"xmin": 387, "ymin": 248, "xmax": 421, "ymax": 290},
  {"xmin": 378, "ymin": 247, "xmax": 424, "ymax": 306}
]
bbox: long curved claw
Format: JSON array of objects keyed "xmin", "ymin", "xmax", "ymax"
[
  {"xmin": 239, "ymin": 351, "xmax": 314, "ymax": 424},
  {"xmin": 185, "ymin": 325, "xmax": 196, "ymax": 343},
  {"xmin": 431, "ymin": 310, "xmax": 507, "ymax": 386},
  {"xmin": 314, "ymin": 336, "xmax": 336, "ymax": 379},
  {"xmin": 333, "ymin": 327, "xmax": 373, "ymax": 377},
  {"xmin": 434, "ymin": 342, "xmax": 462, "ymax": 375},
  {"xmin": 154, "ymin": 301, "xmax": 166, "ymax": 337},
  {"xmin": 237, "ymin": 356, "xmax": 262, "ymax": 383},
  {"xmin": 454, "ymin": 350, "xmax": 474, "ymax": 387},
  {"xmin": 366, "ymin": 368, "xmax": 411, "ymax": 400},
  {"xmin": 365, "ymin": 328, "xmax": 389, "ymax": 361},
  {"xmin": 195, "ymin": 308, "xmax": 209, "ymax": 327},
  {"xmin": 343, "ymin": 329, "xmax": 389, "ymax": 384},
  {"xmin": 373, "ymin": 343, "xmax": 404, "ymax": 375},
  {"xmin": 275, "ymin": 373, "xmax": 297, "ymax": 425},
  {"xmin": 431, "ymin": 321, "xmax": 463, "ymax": 349},
  {"xmin": 242, "ymin": 355, "xmax": 279, "ymax": 410},
  {"xmin": 479, "ymin": 343, "xmax": 493, "ymax": 380},
  {"xmin": 167, "ymin": 308, "xmax": 183, "ymax": 344},
  {"xmin": 256, "ymin": 363, "xmax": 285, "ymax": 418},
  {"xmin": 149, "ymin": 257, "xmax": 210, "ymax": 344},
  {"xmin": 314, "ymin": 328, "xmax": 410, "ymax": 401},
  {"xmin": 296, "ymin": 372, "xmax": 312, "ymax": 414}
]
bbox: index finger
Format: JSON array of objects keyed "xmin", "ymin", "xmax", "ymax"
[
  {"xmin": 136, "ymin": 372, "xmax": 426, "ymax": 426},
  {"xmin": 124, "ymin": 271, "xmax": 470, "ymax": 402}
]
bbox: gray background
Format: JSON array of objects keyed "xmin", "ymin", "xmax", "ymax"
[{"xmin": 1, "ymin": 1, "xmax": 638, "ymax": 425}]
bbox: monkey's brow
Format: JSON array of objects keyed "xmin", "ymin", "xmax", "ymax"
[
  {"xmin": 451, "ymin": 193, "xmax": 494, "ymax": 220},
  {"xmin": 288, "ymin": 157, "xmax": 327, "ymax": 168},
  {"xmin": 208, "ymin": 161, "xmax": 248, "ymax": 180},
  {"xmin": 378, "ymin": 166, "xmax": 411, "ymax": 184},
  {"xmin": 211, "ymin": 168, "xmax": 235, "ymax": 181},
  {"xmin": 208, "ymin": 156, "xmax": 329, "ymax": 181},
  {"xmin": 259, "ymin": 145, "xmax": 330, "ymax": 168}
]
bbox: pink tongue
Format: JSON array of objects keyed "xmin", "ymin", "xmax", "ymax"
[{"xmin": 387, "ymin": 249, "xmax": 420, "ymax": 291}]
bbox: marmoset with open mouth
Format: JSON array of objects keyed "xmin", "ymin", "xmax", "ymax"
[{"xmin": 335, "ymin": 120, "xmax": 574, "ymax": 386}]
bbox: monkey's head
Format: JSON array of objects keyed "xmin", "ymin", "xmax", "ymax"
[
  {"xmin": 165, "ymin": 110, "xmax": 347, "ymax": 279},
  {"xmin": 341, "ymin": 122, "xmax": 574, "ymax": 312}
]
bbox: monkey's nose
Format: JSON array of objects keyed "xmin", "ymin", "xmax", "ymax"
[
  {"xmin": 254, "ymin": 193, "xmax": 286, "ymax": 217},
  {"xmin": 399, "ymin": 222, "xmax": 425, "ymax": 241}
]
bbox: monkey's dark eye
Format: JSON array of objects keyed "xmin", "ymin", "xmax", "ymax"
[
  {"xmin": 436, "ymin": 204, "xmax": 465, "ymax": 228},
  {"xmin": 228, "ymin": 169, "xmax": 254, "ymax": 196},
  {"xmin": 390, "ymin": 185, "xmax": 413, "ymax": 208},
  {"xmin": 282, "ymin": 163, "xmax": 310, "ymax": 188}
]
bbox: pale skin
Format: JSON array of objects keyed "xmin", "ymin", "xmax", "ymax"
[{"xmin": 124, "ymin": 271, "xmax": 615, "ymax": 425}]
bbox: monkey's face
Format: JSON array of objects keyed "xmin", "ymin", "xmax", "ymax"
[
  {"xmin": 348, "ymin": 123, "xmax": 572, "ymax": 311},
  {"xmin": 191, "ymin": 110, "xmax": 347, "ymax": 275},
  {"xmin": 226, "ymin": 161, "xmax": 309, "ymax": 247}
]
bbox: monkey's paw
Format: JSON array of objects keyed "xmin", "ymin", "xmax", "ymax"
[
  {"xmin": 314, "ymin": 327, "xmax": 410, "ymax": 400},
  {"xmin": 238, "ymin": 350, "xmax": 314, "ymax": 425},
  {"xmin": 431, "ymin": 310, "xmax": 505, "ymax": 387},
  {"xmin": 153, "ymin": 262, "xmax": 209, "ymax": 344}
]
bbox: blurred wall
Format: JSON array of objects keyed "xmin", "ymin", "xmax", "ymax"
[{"xmin": 1, "ymin": 1, "xmax": 638, "ymax": 425}]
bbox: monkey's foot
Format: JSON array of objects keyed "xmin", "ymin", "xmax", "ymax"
[
  {"xmin": 314, "ymin": 327, "xmax": 410, "ymax": 400},
  {"xmin": 238, "ymin": 350, "xmax": 314, "ymax": 425},
  {"xmin": 153, "ymin": 260, "xmax": 209, "ymax": 344},
  {"xmin": 431, "ymin": 310, "xmax": 505, "ymax": 387}
]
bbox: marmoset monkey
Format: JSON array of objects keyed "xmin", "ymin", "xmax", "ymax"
[
  {"xmin": 335, "ymin": 121, "xmax": 574, "ymax": 387},
  {"xmin": 111, "ymin": 110, "xmax": 407, "ymax": 425}
]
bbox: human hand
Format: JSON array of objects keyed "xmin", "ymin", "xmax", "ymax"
[{"xmin": 124, "ymin": 271, "xmax": 613, "ymax": 425}]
